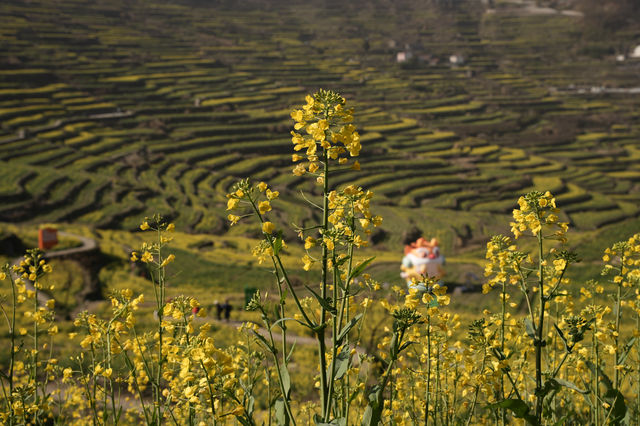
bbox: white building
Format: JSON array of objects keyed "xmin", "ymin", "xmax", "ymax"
[{"xmin": 397, "ymin": 51, "xmax": 413, "ymax": 63}]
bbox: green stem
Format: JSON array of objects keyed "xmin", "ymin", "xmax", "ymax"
[
  {"xmin": 534, "ymin": 231, "xmax": 546, "ymax": 423},
  {"xmin": 435, "ymin": 341, "xmax": 440, "ymax": 425},
  {"xmin": 613, "ymin": 258, "xmax": 623, "ymax": 390},
  {"xmin": 425, "ymin": 315, "xmax": 431, "ymax": 425},
  {"xmin": 199, "ymin": 360, "xmax": 216, "ymax": 424},
  {"xmin": 500, "ymin": 281, "xmax": 506, "ymax": 426},
  {"xmin": 32, "ymin": 278, "xmax": 39, "ymax": 424},
  {"xmin": 344, "ymin": 241, "xmax": 354, "ymax": 425},
  {"xmin": 516, "ymin": 266, "xmax": 536, "ymax": 326},
  {"xmin": 249, "ymin": 198, "xmax": 313, "ymax": 327},
  {"xmin": 79, "ymin": 353, "xmax": 99, "ymax": 425},
  {"xmin": 594, "ymin": 320, "xmax": 600, "ymax": 426},
  {"xmin": 271, "ymin": 258, "xmax": 288, "ymax": 366},
  {"xmin": 636, "ymin": 313, "xmax": 639, "ymax": 423},
  {"xmin": 8, "ymin": 268, "xmax": 16, "ymax": 422},
  {"xmin": 465, "ymin": 353, "xmax": 487, "ymax": 426},
  {"xmin": 318, "ymin": 147, "xmax": 330, "ymax": 416},
  {"xmin": 114, "ymin": 335, "xmax": 151, "ymax": 425},
  {"xmin": 323, "ymin": 253, "xmax": 340, "ymax": 421},
  {"xmin": 155, "ymin": 226, "xmax": 166, "ymax": 424},
  {"xmin": 505, "ymin": 370, "xmax": 522, "ymax": 401},
  {"xmin": 265, "ymin": 317, "xmax": 296, "ymax": 425}
]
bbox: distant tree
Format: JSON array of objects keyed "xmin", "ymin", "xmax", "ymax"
[{"xmin": 579, "ymin": 0, "xmax": 640, "ymax": 33}]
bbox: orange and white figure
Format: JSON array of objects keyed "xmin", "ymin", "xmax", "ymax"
[{"xmin": 400, "ymin": 237, "xmax": 446, "ymax": 291}]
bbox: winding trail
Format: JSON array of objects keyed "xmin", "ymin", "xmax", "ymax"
[
  {"xmin": 10, "ymin": 231, "xmax": 98, "ymax": 307},
  {"xmin": 485, "ymin": 0, "xmax": 583, "ymax": 17}
]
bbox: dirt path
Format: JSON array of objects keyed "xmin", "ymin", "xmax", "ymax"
[
  {"xmin": 10, "ymin": 232, "xmax": 98, "ymax": 307},
  {"xmin": 486, "ymin": 0, "xmax": 583, "ymax": 17}
]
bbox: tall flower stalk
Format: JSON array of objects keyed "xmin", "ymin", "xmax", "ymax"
[{"xmin": 227, "ymin": 90, "xmax": 384, "ymax": 423}]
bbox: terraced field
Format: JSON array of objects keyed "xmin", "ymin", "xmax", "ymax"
[{"xmin": 1, "ymin": 0, "xmax": 639, "ymax": 252}]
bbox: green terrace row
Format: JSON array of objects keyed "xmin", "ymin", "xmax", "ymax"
[{"xmin": 1, "ymin": 0, "xmax": 640, "ymax": 236}]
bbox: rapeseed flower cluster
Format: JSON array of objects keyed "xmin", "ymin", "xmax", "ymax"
[
  {"xmin": 510, "ymin": 190, "xmax": 569, "ymax": 240},
  {"xmin": 290, "ymin": 89, "xmax": 360, "ymax": 178}
]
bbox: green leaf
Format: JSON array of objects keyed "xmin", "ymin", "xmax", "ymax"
[
  {"xmin": 425, "ymin": 296, "xmax": 439, "ymax": 308},
  {"xmin": 315, "ymin": 418, "xmax": 346, "ymax": 426},
  {"xmin": 389, "ymin": 332, "xmax": 399, "ymax": 359},
  {"xmin": 586, "ymin": 360, "xmax": 613, "ymax": 392},
  {"xmin": 273, "ymin": 232, "xmax": 283, "ymax": 256},
  {"xmin": 361, "ymin": 385, "xmax": 384, "ymax": 426},
  {"xmin": 552, "ymin": 415, "xmax": 569, "ymax": 426},
  {"xmin": 334, "ymin": 255, "xmax": 351, "ymax": 268},
  {"xmin": 348, "ymin": 256, "xmax": 375, "ymax": 283},
  {"xmin": 336, "ymin": 313, "xmax": 363, "ymax": 346},
  {"xmin": 492, "ymin": 347, "xmax": 507, "ymax": 361},
  {"xmin": 552, "ymin": 378, "xmax": 589, "ymax": 394},
  {"xmin": 348, "ymin": 388, "xmax": 360, "ymax": 405},
  {"xmin": 273, "ymin": 304, "xmax": 282, "ymax": 321},
  {"xmin": 247, "ymin": 395, "xmax": 255, "ymax": 416},
  {"xmin": 539, "ymin": 378, "xmax": 561, "ymax": 398},
  {"xmin": 494, "ymin": 398, "xmax": 529, "ymax": 416},
  {"xmin": 553, "ymin": 323, "xmax": 567, "ymax": 346},
  {"xmin": 333, "ymin": 349, "xmax": 350, "ymax": 381},
  {"xmin": 251, "ymin": 330, "xmax": 275, "ymax": 353},
  {"xmin": 603, "ymin": 389, "xmax": 627, "ymax": 425},
  {"xmin": 279, "ymin": 363, "xmax": 291, "ymax": 398},
  {"xmin": 316, "ymin": 417, "xmax": 347, "ymax": 426},
  {"xmin": 524, "ymin": 318, "xmax": 536, "ymax": 339},
  {"xmin": 398, "ymin": 340, "xmax": 417, "ymax": 353},
  {"xmin": 237, "ymin": 417, "xmax": 253, "ymax": 426},
  {"xmin": 304, "ymin": 284, "xmax": 336, "ymax": 315},
  {"xmin": 490, "ymin": 399, "xmax": 539, "ymax": 426},
  {"xmin": 617, "ymin": 337, "xmax": 637, "ymax": 365},
  {"xmin": 360, "ymin": 406, "xmax": 373, "ymax": 426},
  {"xmin": 275, "ymin": 398, "xmax": 288, "ymax": 426},
  {"xmin": 272, "ymin": 317, "xmax": 311, "ymax": 331}
]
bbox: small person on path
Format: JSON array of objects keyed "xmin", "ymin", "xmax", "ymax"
[{"xmin": 215, "ymin": 299, "xmax": 233, "ymax": 321}]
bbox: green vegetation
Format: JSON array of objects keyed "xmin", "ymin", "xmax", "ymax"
[
  {"xmin": 1, "ymin": 87, "xmax": 640, "ymax": 424},
  {"xmin": 0, "ymin": 0, "xmax": 638, "ymax": 251}
]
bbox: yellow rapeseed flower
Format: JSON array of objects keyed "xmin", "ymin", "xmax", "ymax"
[
  {"xmin": 160, "ymin": 254, "xmax": 175, "ymax": 267},
  {"xmin": 141, "ymin": 251, "xmax": 153, "ymax": 263},
  {"xmin": 302, "ymin": 254, "xmax": 314, "ymax": 271},
  {"xmin": 323, "ymin": 237, "xmax": 335, "ymax": 251},
  {"xmin": 304, "ymin": 236, "xmax": 316, "ymax": 249},
  {"xmin": 293, "ymin": 163, "xmax": 306, "ymax": 176},
  {"xmin": 227, "ymin": 198, "xmax": 239, "ymax": 210},
  {"xmin": 228, "ymin": 214, "xmax": 240, "ymax": 226},
  {"xmin": 258, "ymin": 201, "xmax": 272, "ymax": 214},
  {"xmin": 262, "ymin": 221, "xmax": 275, "ymax": 234}
]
